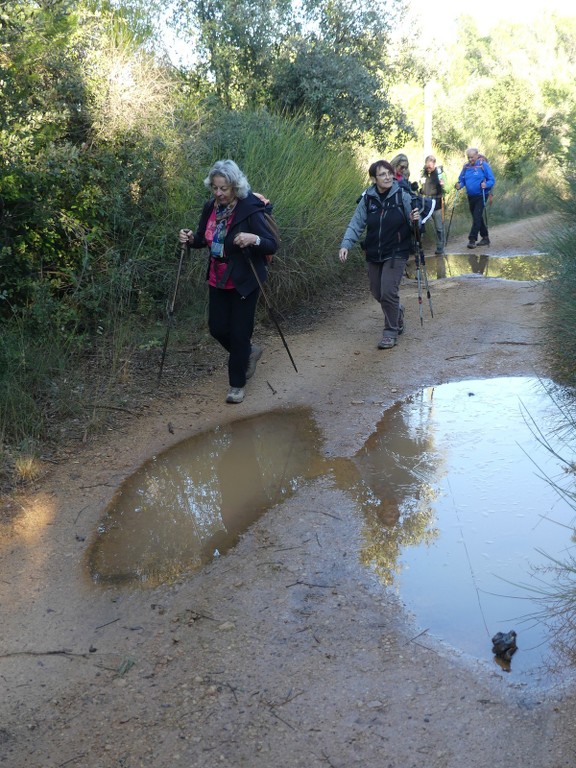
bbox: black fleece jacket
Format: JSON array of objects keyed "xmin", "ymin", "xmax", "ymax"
[{"xmin": 190, "ymin": 192, "xmax": 278, "ymax": 297}]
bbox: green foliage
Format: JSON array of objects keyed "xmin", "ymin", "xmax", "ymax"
[
  {"xmin": 0, "ymin": 286, "xmax": 80, "ymax": 446},
  {"xmin": 3, "ymin": 0, "xmax": 576, "ymax": 484},
  {"xmin": 543, "ymin": 200, "xmax": 576, "ymax": 387},
  {"xmin": 270, "ymin": 40, "xmax": 413, "ymax": 151},
  {"xmin": 173, "ymin": 0, "xmax": 296, "ymax": 107},
  {"xmin": 172, "ymin": 0, "xmax": 411, "ymax": 148},
  {"xmin": 181, "ymin": 108, "xmax": 367, "ymax": 309},
  {"xmin": 404, "ymin": 14, "xmax": 576, "ymax": 190},
  {"xmin": 540, "ymin": 132, "xmax": 576, "ymax": 387},
  {"xmin": 480, "ymin": 77, "xmax": 544, "ymax": 180}
]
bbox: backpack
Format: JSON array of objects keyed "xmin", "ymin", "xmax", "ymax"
[
  {"xmin": 419, "ymin": 166, "xmax": 446, "ymax": 199},
  {"xmin": 253, "ymin": 193, "xmax": 280, "ymax": 264}
]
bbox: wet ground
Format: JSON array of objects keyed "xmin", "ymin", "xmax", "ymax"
[
  {"xmin": 3, "ymin": 214, "xmax": 576, "ymax": 768},
  {"xmin": 89, "ymin": 375, "xmax": 576, "ymax": 689}
]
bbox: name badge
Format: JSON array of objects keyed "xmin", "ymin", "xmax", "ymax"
[{"xmin": 211, "ymin": 241, "xmax": 224, "ymax": 258}]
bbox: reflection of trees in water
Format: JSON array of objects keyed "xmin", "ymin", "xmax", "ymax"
[
  {"xmin": 90, "ymin": 395, "xmax": 448, "ymax": 588},
  {"xmin": 200, "ymin": 414, "xmax": 330, "ymax": 562},
  {"xmin": 348, "ymin": 398, "xmax": 443, "ymax": 585},
  {"xmin": 443, "ymin": 254, "xmax": 552, "ymax": 280},
  {"xmin": 88, "ymin": 409, "xmax": 329, "ymax": 585},
  {"xmin": 513, "ymin": 384, "xmax": 576, "ymax": 677},
  {"xmin": 359, "ymin": 490, "xmax": 438, "ymax": 586}
]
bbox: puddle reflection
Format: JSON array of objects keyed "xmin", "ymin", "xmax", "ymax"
[
  {"xmin": 88, "ymin": 378, "xmax": 576, "ymax": 687},
  {"xmin": 88, "ymin": 410, "xmax": 330, "ymax": 586},
  {"xmin": 367, "ymin": 377, "xmax": 576, "ymax": 686},
  {"xmin": 88, "ymin": 404, "xmax": 442, "ymax": 589},
  {"xmin": 416, "ymin": 253, "xmax": 553, "ymax": 280}
]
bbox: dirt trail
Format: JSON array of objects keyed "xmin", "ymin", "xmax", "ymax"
[{"xmin": 2, "ymin": 214, "xmax": 576, "ymax": 768}]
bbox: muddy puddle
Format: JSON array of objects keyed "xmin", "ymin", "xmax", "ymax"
[
  {"xmin": 88, "ymin": 376, "xmax": 576, "ymax": 687},
  {"xmin": 88, "ymin": 410, "xmax": 331, "ymax": 585},
  {"xmin": 423, "ymin": 253, "xmax": 552, "ymax": 280}
]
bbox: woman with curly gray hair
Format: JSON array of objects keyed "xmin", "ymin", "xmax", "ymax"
[{"xmin": 180, "ymin": 160, "xmax": 278, "ymax": 404}]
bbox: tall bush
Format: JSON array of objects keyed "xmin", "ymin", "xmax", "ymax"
[{"xmin": 180, "ymin": 108, "xmax": 367, "ymax": 310}]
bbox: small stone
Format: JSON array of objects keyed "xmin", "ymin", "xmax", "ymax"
[{"xmin": 218, "ymin": 621, "xmax": 236, "ymax": 631}]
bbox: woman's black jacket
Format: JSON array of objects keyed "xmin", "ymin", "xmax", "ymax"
[{"xmin": 189, "ymin": 192, "xmax": 278, "ymax": 297}]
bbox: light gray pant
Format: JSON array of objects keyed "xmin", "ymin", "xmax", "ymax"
[{"xmin": 367, "ymin": 258, "xmax": 407, "ymax": 338}]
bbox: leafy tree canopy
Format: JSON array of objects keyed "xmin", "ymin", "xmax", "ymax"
[{"xmin": 171, "ymin": 0, "xmax": 411, "ymax": 146}]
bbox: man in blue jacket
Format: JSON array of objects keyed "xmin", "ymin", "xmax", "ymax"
[{"xmin": 455, "ymin": 148, "xmax": 495, "ymax": 249}]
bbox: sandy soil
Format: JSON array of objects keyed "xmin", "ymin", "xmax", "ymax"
[{"xmin": 2, "ymin": 214, "xmax": 576, "ymax": 768}]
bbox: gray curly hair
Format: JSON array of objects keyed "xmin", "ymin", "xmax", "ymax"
[{"xmin": 204, "ymin": 159, "xmax": 251, "ymax": 199}]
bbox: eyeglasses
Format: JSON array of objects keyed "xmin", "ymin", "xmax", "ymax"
[{"xmin": 376, "ymin": 172, "xmax": 393, "ymax": 179}]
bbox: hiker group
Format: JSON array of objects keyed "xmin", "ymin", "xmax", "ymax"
[
  {"xmin": 176, "ymin": 149, "xmax": 495, "ymax": 404},
  {"xmin": 338, "ymin": 147, "xmax": 494, "ymax": 352}
]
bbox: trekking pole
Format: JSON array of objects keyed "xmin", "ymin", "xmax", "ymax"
[
  {"xmin": 414, "ymin": 239, "xmax": 424, "ymax": 326},
  {"xmin": 247, "ymin": 257, "xmax": 298, "ymax": 373},
  {"xmin": 412, "ymin": 205, "xmax": 434, "ymax": 322},
  {"xmin": 482, "ymin": 187, "xmax": 489, "ymax": 229},
  {"xmin": 157, "ymin": 241, "xmax": 187, "ymax": 385},
  {"xmin": 419, "ymin": 242, "xmax": 434, "ymax": 319},
  {"xmin": 444, "ymin": 188, "xmax": 459, "ymax": 247},
  {"xmin": 412, "ymin": 200, "xmax": 434, "ymax": 318}
]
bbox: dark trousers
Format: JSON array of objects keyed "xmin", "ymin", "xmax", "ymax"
[
  {"xmin": 208, "ymin": 286, "xmax": 259, "ymax": 388},
  {"xmin": 467, "ymin": 194, "xmax": 489, "ymax": 242}
]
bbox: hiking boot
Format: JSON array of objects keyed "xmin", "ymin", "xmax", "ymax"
[
  {"xmin": 478, "ymin": 237, "xmax": 490, "ymax": 246},
  {"xmin": 467, "ymin": 240, "xmax": 476, "ymax": 249},
  {"xmin": 245, "ymin": 344, "xmax": 263, "ymax": 380},
  {"xmin": 377, "ymin": 335, "xmax": 397, "ymax": 350},
  {"xmin": 434, "ymin": 250, "xmax": 445, "ymax": 256},
  {"xmin": 397, "ymin": 305, "xmax": 405, "ymax": 335},
  {"xmin": 226, "ymin": 387, "xmax": 245, "ymax": 404}
]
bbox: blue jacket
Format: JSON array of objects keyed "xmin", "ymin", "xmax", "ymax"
[{"xmin": 458, "ymin": 158, "xmax": 495, "ymax": 197}]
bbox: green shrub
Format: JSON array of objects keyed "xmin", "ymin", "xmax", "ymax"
[{"xmin": 180, "ymin": 108, "xmax": 367, "ymax": 311}]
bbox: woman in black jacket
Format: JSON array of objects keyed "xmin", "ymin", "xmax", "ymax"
[
  {"xmin": 180, "ymin": 160, "xmax": 278, "ymax": 404},
  {"xmin": 339, "ymin": 160, "xmax": 420, "ymax": 349}
]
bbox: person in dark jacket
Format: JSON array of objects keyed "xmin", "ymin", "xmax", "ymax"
[
  {"xmin": 339, "ymin": 160, "xmax": 420, "ymax": 350},
  {"xmin": 455, "ymin": 148, "xmax": 495, "ymax": 249},
  {"xmin": 390, "ymin": 153, "xmax": 417, "ymax": 195},
  {"xmin": 420, "ymin": 155, "xmax": 446, "ymax": 256},
  {"xmin": 179, "ymin": 159, "xmax": 278, "ymax": 404}
]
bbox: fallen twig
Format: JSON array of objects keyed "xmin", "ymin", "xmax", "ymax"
[
  {"xmin": 58, "ymin": 753, "xmax": 88, "ymax": 767},
  {"xmin": 285, "ymin": 580, "xmax": 336, "ymax": 589},
  {"xmin": 0, "ymin": 650, "xmax": 88, "ymax": 660},
  {"xmin": 74, "ymin": 505, "xmax": 90, "ymax": 524},
  {"xmin": 268, "ymin": 707, "xmax": 296, "ymax": 730},
  {"xmin": 95, "ymin": 617, "xmax": 120, "ymax": 630},
  {"xmin": 313, "ymin": 510, "xmax": 342, "ymax": 520}
]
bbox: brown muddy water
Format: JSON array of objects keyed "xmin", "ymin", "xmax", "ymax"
[
  {"xmin": 88, "ymin": 376, "xmax": 576, "ymax": 688},
  {"xmin": 424, "ymin": 253, "xmax": 552, "ymax": 280}
]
